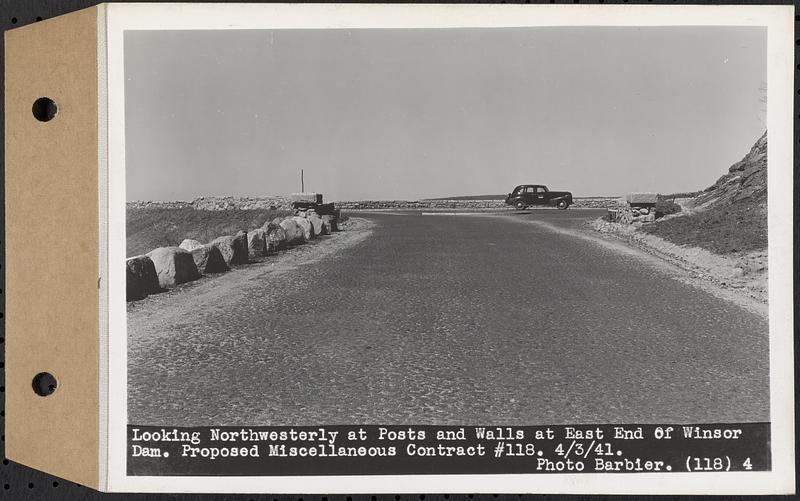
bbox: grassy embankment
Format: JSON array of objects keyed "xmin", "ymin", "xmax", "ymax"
[
  {"xmin": 642, "ymin": 200, "xmax": 767, "ymax": 255},
  {"xmin": 126, "ymin": 208, "xmax": 292, "ymax": 257},
  {"xmin": 640, "ymin": 131, "xmax": 768, "ymax": 256}
]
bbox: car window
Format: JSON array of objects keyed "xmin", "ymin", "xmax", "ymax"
[{"xmin": 524, "ymin": 187, "xmax": 534, "ymax": 193}]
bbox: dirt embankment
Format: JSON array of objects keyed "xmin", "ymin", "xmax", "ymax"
[{"xmin": 592, "ymin": 131, "xmax": 768, "ymax": 307}]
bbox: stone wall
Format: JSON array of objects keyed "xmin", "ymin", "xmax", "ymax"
[
  {"xmin": 127, "ymin": 196, "xmax": 295, "ymax": 211},
  {"xmin": 334, "ymin": 198, "xmax": 621, "ymax": 210},
  {"xmin": 128, "ymin": 196, "xmax": 622, "ymax": 211}
]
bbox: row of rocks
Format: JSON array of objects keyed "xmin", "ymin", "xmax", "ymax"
[
  {"xmin": 125, "ymin": 210, "xmax": 338, "ymax": 301},
  {"xmin": 607, "ymin": 206, "xmax": 656, "ymax": 225}
]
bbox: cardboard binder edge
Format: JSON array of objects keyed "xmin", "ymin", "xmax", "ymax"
[{"xmin": 5, "ymin": 4, "xmax": 103, "ymax": 489}]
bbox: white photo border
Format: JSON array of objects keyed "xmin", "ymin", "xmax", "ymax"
[{"xmin": 103, "ymin": 3, "xmax": 795, "ymax": 494}]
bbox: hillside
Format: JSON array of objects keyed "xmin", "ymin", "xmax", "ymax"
[{"xmin": 642, "ymin": 131, "xmax": 767, "ymax": 255}]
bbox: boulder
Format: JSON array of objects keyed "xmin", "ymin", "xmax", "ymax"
[
  {"xmin": 625, "ymin": 192, "xmax": 658, "ymax": 205},
  {"xmin": 179, "ymin": 239, "xmax": 204, "ymax": 251},
  {"xmin": 292, "ymin": 216, "xmax": 314, "ymax": 240},
  {"xmin": 315, "ymin": 202, "xmax": 336, "ymax": 215},
  {"xmin": 211, "ymin": 236, "xmax": 236, "ymax": 265},
  {"xmin": 145, "ymin": 247, "xmax": 200, "ymax": 289},
  {"xmin": 190, "ymin": 244, "xmax": 229, "ymax": 274},
  {"xmin": 212, "ymin": 234, "xmax": 249, "ymax": 265},
  {"xmin": 291, "ymin": 192, "xmax": 323, "ymax": 204},
  {"xmin": 247, "ymin": 228, "xmax": 267, "ymax": 259},
  {"xmin": 280, "ymin": 218, "xmax": 306, "ymax": 245},
  {"xmin": 126, "ymin": 255, "xmax": 160, "ymax": 301},
  {"xmin": 263, "ymin": 223, "xmax": 287, "ymax": 252},
  {"xmin": 306, "ymin": 213, "xmax": 324, "ymax": 236},
  {"xmin": 234, "ymin": 231, "xmax": 249, "ymax": 262},
  {"xmin": 321, "ymin": 214, "xmax": 337, "ymax": 232}
]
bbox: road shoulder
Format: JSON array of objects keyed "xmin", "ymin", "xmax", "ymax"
[{"xmin": 478, "ymin": 212, "xmax": 768, "ymax": 319}]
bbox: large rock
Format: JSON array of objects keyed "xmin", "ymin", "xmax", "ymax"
[
  {"xmin": 126, "ymin": 255, "xmax": 160, "ymax": 301},
  {"xmin": 321, "ymin": 214, "xmax": 337, "ymax": 232},
  {"xmin": 292, "ymin": 216, "xmax": 314, "ymax": 240},
  {"xmin": 280, "ymin": 218, "xmax": 306, "ymax": 245},
  {"xmin": 307, "ymin": 213, "xmax": 324, "ymax": 236},
  {"xmin": 190, "ymin": 244, "xmax": 229, "ymax": 274},
  {"xmin": 179, "ymin": 239, "xmax": 204, "ymax": 251},
  {"xmin": 291, "ymin": 192, "xmax": 323, "ymax": 204},
  {"xmin": 234, "ymin": 231, "xmax": 249, "ymax": 262},
  {"xmin": 247, "ymin": 228, "xmax": 267, "ymax": 259},
  {"xmin": 145, "ymin": 247, "xmax": 200, "ymax": 289},
  {"xmin": 315, "ymin": 202, "xmax": 336, "ymax": 215},
  {"xmin": 212, "ymin": 233, "xmax": 249, "ymax": 265},
  {"xmin": 263, "ymin": 222, "xmax": 287, "ymax": 252},
  {"xmin": 626, "ymin": 193, "xmax": 658, "ymax": 205}
]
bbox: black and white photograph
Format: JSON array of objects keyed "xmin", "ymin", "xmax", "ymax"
[{"xmin": 109, "ymin": 3, "xmax": 794, "ymax": 494}]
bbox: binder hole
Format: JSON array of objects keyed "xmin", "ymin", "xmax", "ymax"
[
  {"xmin": 32, "ymin": 372, "xmax": 57, "ymax": 396},
  {"xmin": 32, "ymin": 97, "xmax": 57, "ymax": 122},
  {"xmin": 35, "ymin": 16, "xmax": 42, "ymax": 22},
  {"xmin": 10, "ymin": 17, "xmax": 17, "ymax": 24}
]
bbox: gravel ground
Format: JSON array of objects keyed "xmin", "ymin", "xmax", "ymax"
[{"xmin": 128, "ymin": 210, "xmax": 768, "ymax": 426}]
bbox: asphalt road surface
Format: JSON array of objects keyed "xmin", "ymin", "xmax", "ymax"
[{"xmin": 128, "ymin": 210, "xmax": 769, "ymax": 426}]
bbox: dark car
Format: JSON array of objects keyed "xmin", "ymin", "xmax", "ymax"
[{"xmin": 505, "ymin": 184, "xmax": 573, "ymax": 210}]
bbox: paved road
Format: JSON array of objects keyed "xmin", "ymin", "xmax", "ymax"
[{"xmin": 128, "ymin": 210, "xmax": 769, "ymax": 426}]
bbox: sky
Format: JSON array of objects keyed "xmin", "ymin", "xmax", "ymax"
[{"xmin": 124, "ymin": 27, "xmax": 766, "ymax": 201}]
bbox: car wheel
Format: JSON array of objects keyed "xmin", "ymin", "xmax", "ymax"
[
  {"xmin": 556, "ymin": 200, "xmax": 568, "ymax": 210},
  {"xmin": 515, "ymin": 200, "xmax": 526, "ymax": 210}
]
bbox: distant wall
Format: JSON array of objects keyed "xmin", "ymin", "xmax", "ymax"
[
  {"xmin": 127, "ymin": 196, "xmax": 295, "ymax": 211},
  {"xmin": 334, "ymin": 198, "xmax": 621, "ymax": 210},
  {"xmin": 127, "ymin": 196, "xmax": 623, "ymax": 211}
]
